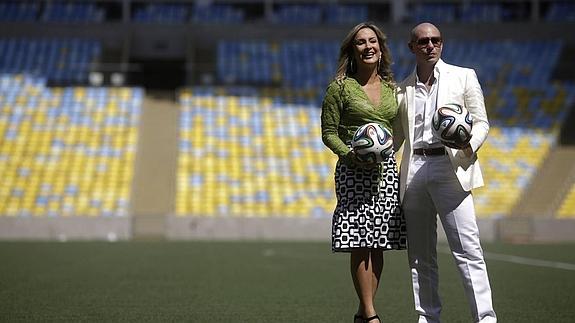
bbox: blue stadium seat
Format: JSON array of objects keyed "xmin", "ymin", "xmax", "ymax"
[
  {"xmin": 0, "ymin": 38, "xmax": 101, "ymax": 84},
  {"xmin": 270, "ymin": 5, "xmax": 322, "ymax": 24},
  {"xmin": 41, "ymin": 1, "xmax": 104, "ymax": 23},
  {"xmin": 324, "ymin": 5, "xmax": 368, "ymax": 24},
  {"xmin": 546, "ymin": 2, "xmax": 575, "ymax": 22},
  {"xmin": 191, "ymin": 4, "xmax": 244, "ymax": 24},
  {"xmin": 132, "ymin": 3, "xmax": 187, "ymax": 23},
  {"xmin": 0, "ymin": 1, "xmax": 39, "ymax": 22}
]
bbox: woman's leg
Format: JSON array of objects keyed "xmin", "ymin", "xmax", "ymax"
[
  {"xmin": 351, "ymin": 249, "xmax": 383, "ymax": 322},
  {"xmin": 371, "ymin": 249, "xmax": 384, "ymax": 299}
]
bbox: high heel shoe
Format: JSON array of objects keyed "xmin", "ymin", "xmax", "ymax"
[
  {"xmin": 353, "ymin": 314, "xmax": 363, "ymax": 323},
  {"xmin": 363, "ymin": 314, "xmax": 380, "ymax": 323}
]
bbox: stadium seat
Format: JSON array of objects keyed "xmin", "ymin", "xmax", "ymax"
[
  {"xmin": 191, "ymin": 4, "xmax": 244, "ymax": 24},
  {"xmin": 270, "ymin": 5, "xmax": 322, "ymax": 24},
  {"xmin": 132, "ymin": 3, "xmax": 187, "ymax": 23},
  {"xmin": 0, "ymin": 1, "xmax": 39, "ymax": 22},
  {"xmin": 557, "ymin": 186, "xmax": 575, "ymax": 218},
  {"xmin": 0, "ymin": 74, "xmax": 142, "ymax": 217},
  {"xmin": 0, "ymin": 38, "xmax": 101, "ymax": 84},
  {"xmin": 41, "ymin": 1, "xmax": 104, "ymax": 23},
  {"xmin": 176, "ymin": 88, "xmax": 337, "ymax": 217},
  {"xmin": 546, "ymin": 2, "xmax": 575, "ymax": 22},
  {"xmin": 207, "ymin": 38, "xmax": 575, "ymax": 218}
]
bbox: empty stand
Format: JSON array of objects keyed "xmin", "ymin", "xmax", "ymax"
[
  {"xmin": 0, "ymin": 74, "xmax": 142, "ymax": 217},
  {"xmin": 176, "ymin": 88, "xmax": 337, "ymax": 217},
  {"xmin": 41, "ymin": 1, "xmax": 104, "ymax": 23},
  {"xmin": 0, "ymin": 0, "xmax": 571, "ymax": 24},
  {"xmin": 558, "ymin": 185, "xmax": 575, "ymax": 218},
  {"xmin": 0, "ymin": 1, "xmax": 39, "ymax": 22},
  {"xmin": 546, "ymin": 2, "xmax": 575, "ymax": 22},
  {"xmin": 132, "ymin": 3, "xmax": 188, "ymax": 23},
  {"xmin": 0, "ymin": 38, "xmax": 101, "ymax": 84},
  {"xmin": 202, "ymin": 39, "xmax": 575, "ymax": 218}
]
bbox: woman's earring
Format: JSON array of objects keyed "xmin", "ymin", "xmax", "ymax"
[{"xmin": 349, "ymin": 58, "xmax": 355, "ymax": 74}]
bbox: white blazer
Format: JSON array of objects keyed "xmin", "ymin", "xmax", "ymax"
[{"xmin": 394, "ymin": 59, "xmax": 489, "ymax": 200}]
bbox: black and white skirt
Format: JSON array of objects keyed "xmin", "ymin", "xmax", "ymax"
[{"xmin": 332, "ymin": 156, "xmax": 407, "ymax": 252}]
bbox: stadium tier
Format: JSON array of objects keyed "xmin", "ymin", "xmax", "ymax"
[
  {"xmin": 324, "ymin": 5, "xmax": 368, "ymax": 25},
  {"xmin": 132, "ymin": 3, "xmax": 188, "ymax": 23},
  {"xmin": 176, "ymin": 88, "xmax": 337, "ymax": 217},
  {"xmin": 217, "ymin": 41, "xmax": 339, "ymax": 88},
  {"xmin": 0, "ymin": 38, "xmax": 101, "ymax": 84},
  {"xmin": 0, "ymin": 25, "xmax": 572, "ymax": 220},
  {"xmin": 41, "ymin": 1, "xmax": 104, "ymax": 23},
  {"xmin": 410, "ymin": 3, "xmax": 457, "ymax": 23},
  {"xmin": 475, "ymin": 128, "xmax": 556, "ymax": 217},
  {"xmin": 219, "ymin": 40, "xmax": 566, "ymax": 97},
  {"xmin": 459, "ymin": 3, "xmax": 503, "ymax": 23},
  {"xmin": 546, "ymin": 2, "xmax": 575, "ymax": 22},
  {"xmin": 218, "ymin": 39, "xmax": 574, "ymax": 128},
  {"xmin": 0, "ymin": 74, "xmax": 142, "ymax": 217},
  {"xmin": 558, "ymin": 185, "xmax": 575, "ymax": 218},
  {"xmin": 131, "ymin": 3, "xmax": 366, "ymax": 25},
  {"xmin": 174, "ymin": 39, "xmax": 575, "ymax": 218},
  {"xmin": 270, "ymin": 4, "xmax": 322, "ymax": 24},
  {"xmin": 0, "ymin": 1, "xmax": 573, "ymax": 24},
  {"xmin": 174, "ymin": 89, "xmax": 566, "ymax": 218},
  {"xmin": 0, "ymin": 1, "xmax": 39, "ymax": 22},
  {"xmin": 190, "ymin": 4, "xmax": 244, "ymax": 24}
]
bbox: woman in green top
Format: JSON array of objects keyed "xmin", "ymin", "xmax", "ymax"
[{"xmin": 320, "ymin": 22, "xmax": 407, "ymax": 323}]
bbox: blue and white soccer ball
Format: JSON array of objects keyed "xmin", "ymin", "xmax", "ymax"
[
  {"xmin": 351, "ymin": 123, "xmax": 393, "ymax": 163},
  {"xmin": 432, "ymin": 103, "xmax": 473, "ymax": 147}
]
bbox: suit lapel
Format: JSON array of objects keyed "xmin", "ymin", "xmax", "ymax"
[
  {"xmin": 436, "ymin": 60, "xmax": 449, "ymax": 109},
  {"xmin": 406, "ymin": 72, "xmax": 416, "ymax": 145},
  {"xmin": 435, "ymin": 62, "xmax": 458, "ymax": 157}
]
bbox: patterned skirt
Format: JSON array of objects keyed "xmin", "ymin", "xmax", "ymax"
[{"xmin": 332, "ymin": 156, "xmax": 407, "ymax": 252}]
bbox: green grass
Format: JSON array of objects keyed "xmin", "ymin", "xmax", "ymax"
[{"xmin": 1, "ymin": 241, "xmax": 574, "ymax": 322}]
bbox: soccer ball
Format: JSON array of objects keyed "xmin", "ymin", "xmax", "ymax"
[
  {"xmin": 432, "ymin": 103, "xmax": 473, "ymax": 147},
  {"xmin": 351, "ymin": 123, "xmax": 393, "ymax": 163}
]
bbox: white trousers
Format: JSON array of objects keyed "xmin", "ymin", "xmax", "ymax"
[{"xmin": 403, "ymin": 154, "xmax": 496, "ymax": 323}]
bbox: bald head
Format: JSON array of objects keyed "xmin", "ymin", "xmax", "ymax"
[
  {"xmin": 408, "ymin": 22, "xmax": 443, "ymax": 70},
  {"xmin": 410, "ymin": 23, "xmax": 441, "ymax": 42}
]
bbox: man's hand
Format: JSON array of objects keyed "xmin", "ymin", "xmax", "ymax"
[{"xmin": 443, "ymin": 141, "xmax": 473, "ymax": 157}]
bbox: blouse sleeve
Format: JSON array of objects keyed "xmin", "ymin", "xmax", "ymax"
[{"xmin": 321, "ymin": 81, "xmax": 350, "ymax": 157}]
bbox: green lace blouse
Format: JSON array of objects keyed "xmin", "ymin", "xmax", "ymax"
[{"xmin": 321, "ymin": 77, "xmax": 398, "ymax": 158}]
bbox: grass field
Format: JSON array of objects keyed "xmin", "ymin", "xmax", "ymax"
[{"xmin": 1, "ymin": 241, "xmax": 574, "ymax": 322}]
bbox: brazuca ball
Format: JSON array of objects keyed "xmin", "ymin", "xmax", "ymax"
[
  {"xmin": 351, "ymin": 123, "xmax": 393, "ymax": 163},
  {"xmin": 432, "ymin": 103, "xmax": 473, "ymax": 147}
]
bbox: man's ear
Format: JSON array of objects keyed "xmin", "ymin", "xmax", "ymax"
[{"xmin": 407, "ymin": 42, "xmax": 414, "ymax": 52}]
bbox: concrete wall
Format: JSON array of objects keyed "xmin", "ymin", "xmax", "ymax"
[
  {"xmin": 0, "ymin": 217, "xmax": 131, "ymax": 241},
  {"xmin": 2, "ymin": 216, "xmax": 574, "ymax": 243}
]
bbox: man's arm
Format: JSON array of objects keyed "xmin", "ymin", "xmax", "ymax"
[{"xmin": 464, "ymin": 69, "xmax": 489, "ymax": 154}]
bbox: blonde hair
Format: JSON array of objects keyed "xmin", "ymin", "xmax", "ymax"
[{"xmin": 334, "ymin": 22, "xmax": 394, "ymax": 85}]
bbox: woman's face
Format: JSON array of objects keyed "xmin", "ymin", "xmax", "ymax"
[{"xmin": 352, "ymin": 27, "xmax": 380, "ymax": 68}]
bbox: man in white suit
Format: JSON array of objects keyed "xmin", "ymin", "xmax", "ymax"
[{"xmin": 394, "ymin": 23, "xmax": 497, "ymax": 323}]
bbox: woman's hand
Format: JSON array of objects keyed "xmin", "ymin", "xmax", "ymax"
[{"xmin": 344, "ymin": 150, "xmax": 379, "ymax": 168}]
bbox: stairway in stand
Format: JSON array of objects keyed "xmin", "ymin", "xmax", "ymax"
[
  {"xmin": 512, "ymin": 146, "xmax": 575, "ymax": 217},
  {"xmin": 130, "ymin": 91, "xmax": 179, "ymax": 240}
]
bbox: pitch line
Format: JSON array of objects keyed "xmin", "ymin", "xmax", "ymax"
[
  {"xmin": 438, "ymin": 248, "xmax": 575, "ymax": 271},
  {"xmin": 483, "ymin": 252, "xmax": 575, "ymax": 271}
]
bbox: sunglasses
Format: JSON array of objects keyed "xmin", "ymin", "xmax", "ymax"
[{"xmin": 414, "ymin": 37, "xmax": 442, "ymax": 47}]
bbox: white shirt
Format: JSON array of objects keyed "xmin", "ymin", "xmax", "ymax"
[{"xmin": 413, "ymin": 67, "xmax": 442, "ymax": 149}]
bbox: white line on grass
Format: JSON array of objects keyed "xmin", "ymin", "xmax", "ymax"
[{"xmin": 438, "ymin": 248, "xmax": 575, "ymax": 271}]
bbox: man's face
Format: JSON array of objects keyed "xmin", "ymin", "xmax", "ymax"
[{"xmin": 409, "ymin": 26, "xmax": 443, "ymax": 67}]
